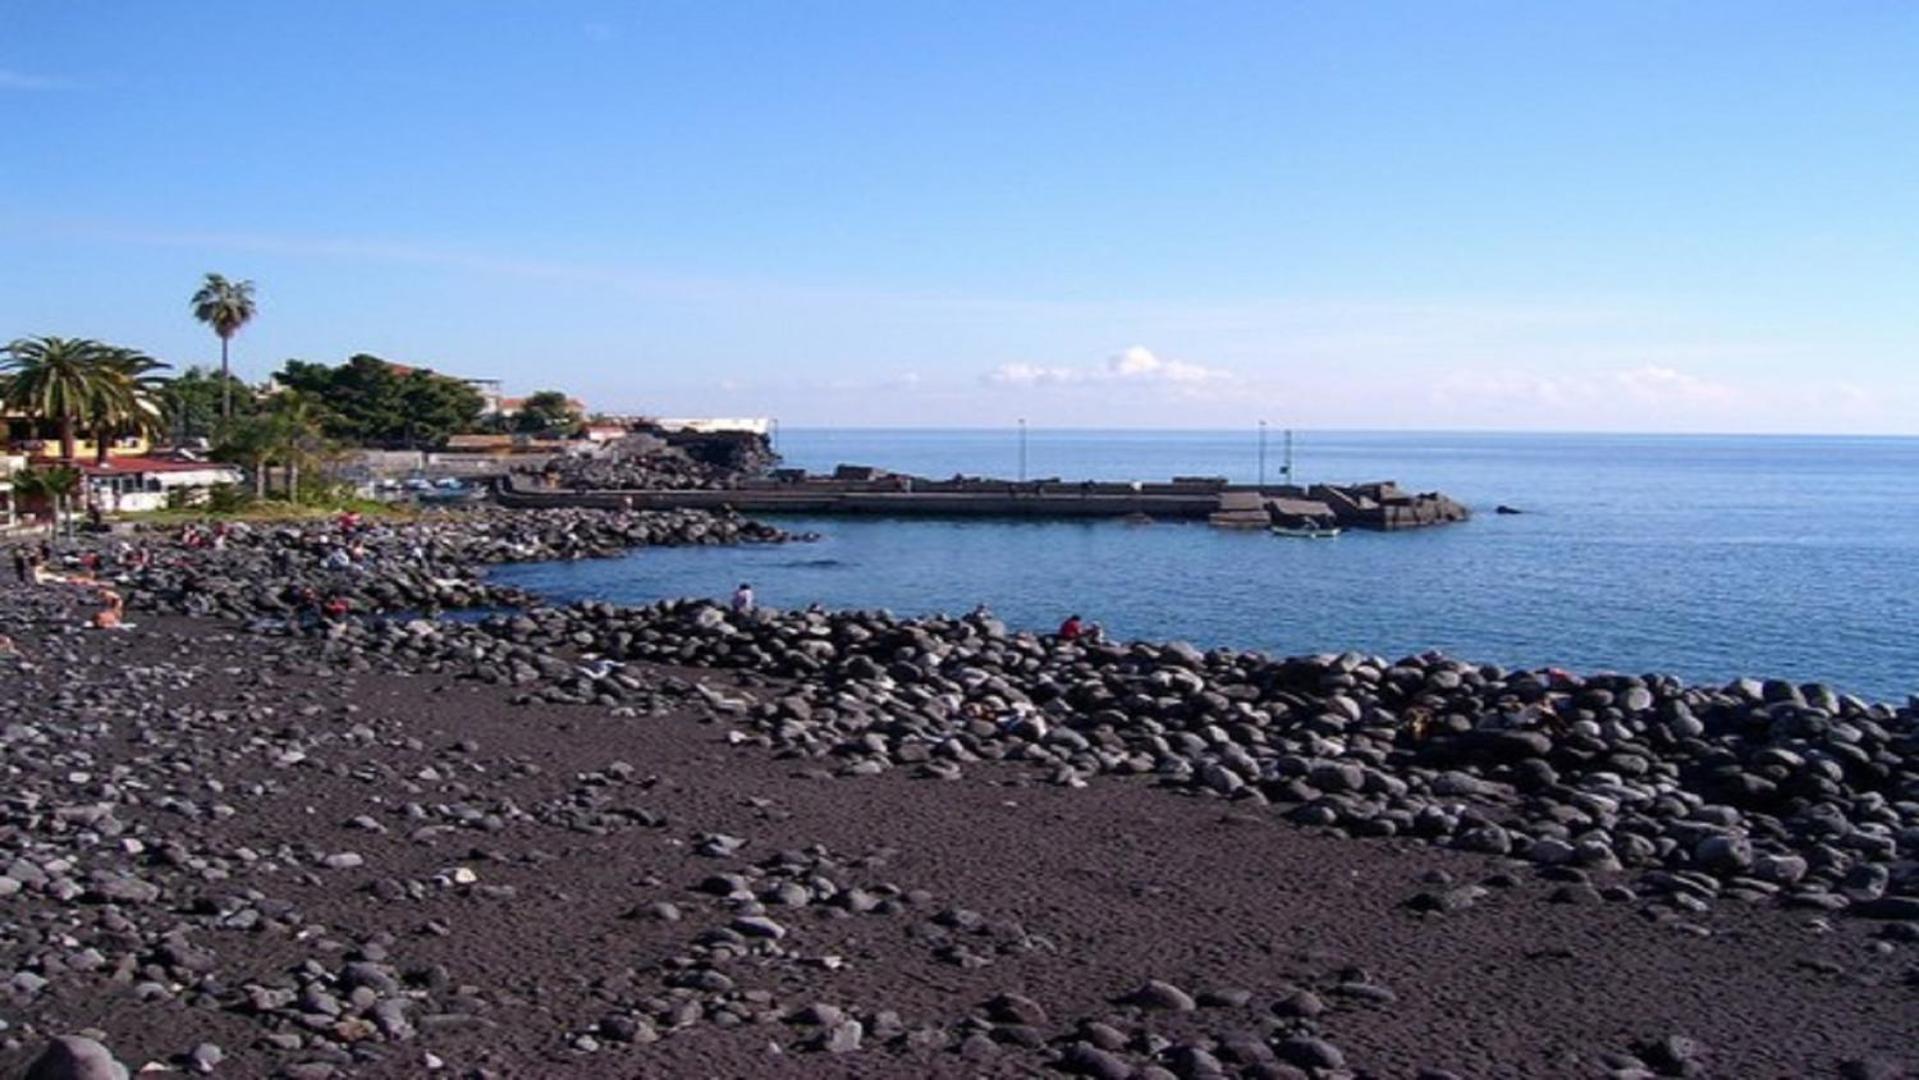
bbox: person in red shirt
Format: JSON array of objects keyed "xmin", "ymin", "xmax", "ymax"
[{"xmin": 1057, "ymin": 614, "xmax": 1084, "ymax": 641}]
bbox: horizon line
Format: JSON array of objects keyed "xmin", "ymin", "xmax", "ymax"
[{"xmin": 762, "ymin": 425, "xmax": 1919, "ymax": 441}]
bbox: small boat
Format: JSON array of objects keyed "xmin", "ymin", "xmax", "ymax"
[
  {"xmin": 1271, "ymin": 524, "xmax": 1342, "ymax": 539},
  {"xmin": 417, "ymin": 481, "xmax": 488, "ymax": 505}
]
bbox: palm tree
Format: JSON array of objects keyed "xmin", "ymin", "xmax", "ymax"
[
  {"xmin": 189, "ymin": 273, "xmax": 257, "ymax": 421},
  {"xmin": 86, "ymin": 347, "xmax": 171, "ymax": 465},
  {"xmin": 13, "ymin": 464, "xmax": 82, "ymax": 538},
  {"xmin": 1, "ymin": 336, "xmax": 110, "ymax": 462},
  {"xmin": 266, "ymin": 390, "xmax": 330, "ymax": 502},
  {"xmin": 213, "ymin": 414, "xmax": 279, "ymax": 499}
]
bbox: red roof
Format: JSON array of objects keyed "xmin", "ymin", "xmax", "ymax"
[{"xmin": 32, "ymin": 456, "xmax": 240, "ymax": 476}]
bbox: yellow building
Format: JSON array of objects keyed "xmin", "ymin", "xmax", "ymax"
[{"xmin": 2, "ymin": 414, "xmax": 153, "ymax": 461}]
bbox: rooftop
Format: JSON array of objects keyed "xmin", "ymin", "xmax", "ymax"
[{"xmin": 30, "ymin": 455, "xmax": 241, "ymax": 476}]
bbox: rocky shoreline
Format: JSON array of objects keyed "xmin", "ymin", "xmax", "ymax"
[{"xmin": 1, "ymin": 507, "xmax": 1913, "ymax": 1078}]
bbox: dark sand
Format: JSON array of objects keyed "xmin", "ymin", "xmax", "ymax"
[{"xmin": 0, "ymin": 606, "xmax": 1912, "ymax": 1078}]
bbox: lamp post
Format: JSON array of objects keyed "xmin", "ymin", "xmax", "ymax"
[{"xmin": 1017, "ymin": 418, "xmax": 1027, "ymax": 482}]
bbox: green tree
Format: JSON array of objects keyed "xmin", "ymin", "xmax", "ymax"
[
  {"xmin": 400, "ymin": 368, "xmax": 486, "ymax": 446},
  {"xmin": 274, "ymin": 355, "xmax": 483, "ymax": 448},
  {"xmin": 189, "ymin": 273, "xmax": 257, "ymax": 420},
  {"xmin": 1, "ymin": 336, "xmax": 111, "ymax": 462},
  {"xmin": 212, "ymin": 414, "xmax": 278, "ymax": 499},
  {"xmin": 514, "ymin": 390, "xmax": 581, "ymax": 435},
  {"xmin": 159, "ymin": 366, "xmax": 258, "ymax": 442},
  {"xmin": 276, "ymin": 355, "xmax": 400, "ymax": 443},
  {"xmin": 265, "ymin": 390, "xmax": 332, "ymax": 501}
]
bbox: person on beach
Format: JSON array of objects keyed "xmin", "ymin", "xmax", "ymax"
[
  {"xmin": 1057, "ymin": 614, "xmax": 1084, "ymax": 641},
  {"xmin": 732, "ymin": 582, "xmax": 755, "ymax": 613},
  {"xmin": 91, "ymin": 587, "xmax": 125, "ymax": 630},
  {"xmin": 11, "ymin": 548, "xmax": 29, "ymax": 585}
]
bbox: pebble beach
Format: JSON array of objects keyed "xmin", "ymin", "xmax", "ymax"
[{"xmin": 1, "ymin": 507, "xmax": 1914, "ymax": 1078}]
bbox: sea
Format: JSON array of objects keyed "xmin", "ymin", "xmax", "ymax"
[{"xmin": 490, "ymin": 429, "xmax": 1919, "ymax": 704}]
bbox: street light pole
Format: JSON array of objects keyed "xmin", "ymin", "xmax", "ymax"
[{"xmin": 1017, "ymin": 418, "xmax": 1027, "ymax": 482}]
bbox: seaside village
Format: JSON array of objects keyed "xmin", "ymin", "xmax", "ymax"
[
  {"xmin": 3, "ymin": 328, "xmax": 1468, "ymax": 541},
  {"xmin": 0, "ymin": 343, "xmax": 767, "ymax": 536}
]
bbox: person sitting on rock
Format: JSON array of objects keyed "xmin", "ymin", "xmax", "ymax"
[
  {"xmin": 1057, "ymin": 614, "xmax": 1084, "ymax": 641},
  {"xmin": 731, "ymin": 582, "xmax": 755, "ymax": 613}
]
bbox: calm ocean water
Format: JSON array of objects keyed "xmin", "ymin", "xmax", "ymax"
[{"xmin": 492, "ymin": 430, "xmax": 1919, "ymax": 703}]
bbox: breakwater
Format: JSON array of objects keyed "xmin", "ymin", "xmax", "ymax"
[{"xmin": 495, "ymin": 472, "xmax": 1470, "ymax": 530}]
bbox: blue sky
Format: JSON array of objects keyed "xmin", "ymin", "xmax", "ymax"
[{"xmin": 2, "ymin": 2, "xmax": 1914, "ymax": 431}]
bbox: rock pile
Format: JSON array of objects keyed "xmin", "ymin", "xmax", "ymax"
[
  {"xmin": 80, "ymin": 516, "xmax": 1919, "ymax": 924},
  {"xmin": 109, "ymin": 507, "xmax": 798, "ymax": 621},
  {"xmin": 523, "ymin": 429, "xmax": 778, "ymax": 491},
  {"xmin": 456, "ymin": 601, "xmax": 1918, "ymax": 920},
  {"xmin": 77, "ymin": 516, "xmax": 1919, "ymax": 922}
]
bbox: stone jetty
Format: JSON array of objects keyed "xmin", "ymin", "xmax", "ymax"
[
  {"xmin": 0, "ymin": 507, "xmax": 1910, "ymax": 1078},
  {"xmin": 500, "ymin": 471, "xmax": 1471, "ymax": 530},
  {"xmin": 472, "ymin": 427, "xmax": 1471, "ymax": 530}
]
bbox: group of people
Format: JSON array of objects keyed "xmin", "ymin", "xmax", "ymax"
[
  {"xmin": 1056, "ymin": 613, "xmax": 1105, "ymax": 643},
  {"xmin": 8, "ymin": 541, "xmax": 130, "ymax": 629}
]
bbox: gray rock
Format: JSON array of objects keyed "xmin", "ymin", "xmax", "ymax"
[
  {"xmin": 1060, "ymin": 1042, "xmax": 1134, "ymax": 1079},
  {"xmin": 25, "ymin": 1035, "xmax": 130, "ymax": 1080},
  {"xmin": 1277, "ymin": 1036, "xmax": 1346, "ymax": 1070},
  {"xmin": 1127, "ymin": 978, "xmax": 1196, "ymax": 1011},
  {"xmin": 986, "ymin": 992, "xmax": 1048, "ymax": 1026},
  {"xmin": 816, "ymin": 1019, "xmax": 864, "ymax": 1053}
]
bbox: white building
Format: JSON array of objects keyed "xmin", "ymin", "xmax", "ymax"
[
  {"xmin": 652, "ymin": 417, "xmax": 771, "ymax": 435},
  {"xmin": 0, "ymin": 453, "xmax": 21, "ymax": 529},
  {"xmin": 72, "ymin": 456, "xmax": 246, "ymax": 513},
  {"xmin": 465, "ymin": 378, "xmax": 506, "ymax": 415}
]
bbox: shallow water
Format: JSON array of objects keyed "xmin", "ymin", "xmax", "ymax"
[{"xmin": 491, "ymin": 430, "xmax": 1919, "ymax": 703}]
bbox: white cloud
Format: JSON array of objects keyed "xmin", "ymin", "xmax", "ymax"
[
  {"xmin": 1613, "ymin": 364, "xmax": 1737, "ymax": 405},
  {"xmin": 1431, "ymin": 364, "xmax": 1747, "ymax": 413},
  {"xmin": 986, "ymin": 362, "xmax": 1081, "ymax": 386},
  {"xmin": 0, "ymin": 68, "xmax": 70, "ymax": 91},
  {"xmin": 1107, "ymin": 345, "xmax": 1226, "ymax": 383},
  {"xmin": 986, "ymin": 346, "xmax": 1231, "ymax": 388}
]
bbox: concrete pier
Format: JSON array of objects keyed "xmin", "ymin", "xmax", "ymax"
[{"xmin": 495, "ymin": 472, "xmax": 1470, "ymax": 530}]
